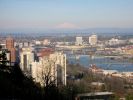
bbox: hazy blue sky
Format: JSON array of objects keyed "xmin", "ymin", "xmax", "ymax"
[{"xmin": 0, "ymin": 0, "xmax": 133, "ymax": 33}]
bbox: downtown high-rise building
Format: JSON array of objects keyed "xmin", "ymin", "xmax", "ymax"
[
  {"xmin": 76, "ymin": 36, "xmax": 83, "ymax": 45},
  {"xmin": 6, "ymin": 36, "xmax": 16, "ymax": 63}
]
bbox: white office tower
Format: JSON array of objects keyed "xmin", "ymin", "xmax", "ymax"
[
  {"xmin": 89, "ymin": 34, "xmax": 97, "ymax": 46},
  {"xmin": 31, "ymin": 52, "xmax": 66, "ymax": 86},
  {"xmin": 76, "ymin": 36, "xmax": 83, "ymax": 45},
  {"xmin": 20, "ymin": 47, "xmax": 34, "ymax": 75}
]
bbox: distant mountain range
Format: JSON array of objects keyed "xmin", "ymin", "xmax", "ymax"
[{"xmin": 28, "ymin": 27, "xmax": 133, "ymax": 34}]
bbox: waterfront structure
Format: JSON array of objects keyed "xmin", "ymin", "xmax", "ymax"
[
  {"xmin": 89, "ymin": 64, "xmax": 133, "ymax": 82},
  {"xmin": 89, "ymin": 34, "xmax": 97, "ymax": 46},
  {"xmin": 108, "ymin": 38, "xmax": 126, "ymax": 46},
  {"xmin": 76, "ymin": 36, "xmax": 83, "ymax": 45},
  {"xmin": 20, "ymin": 47, "xmax": 34, "ymax": 74},
  {"xmin": 6, "ymin": 37, "xmax": 16, "ymax": 63},
  {"xmin": 32, "ymin": 52, "xmax": 66, "ymax": 86}
]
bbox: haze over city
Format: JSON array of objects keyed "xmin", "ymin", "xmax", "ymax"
[{"xmin": 0, "ymin": 0, "xmax": 133, "ymax": 33}]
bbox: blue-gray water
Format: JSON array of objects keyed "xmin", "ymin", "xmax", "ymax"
[{"xmin": 67, "ymin": 55, "xmax": 133, "ymax": 72}]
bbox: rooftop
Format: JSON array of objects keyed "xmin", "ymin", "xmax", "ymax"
[{"xmin": 77, "ymin": 92, "xmax": 113, "ymax": 97}]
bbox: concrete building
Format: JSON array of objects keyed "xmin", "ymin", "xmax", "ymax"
[
  {"xmin": 89, "ymin": 35, "xmax": 97, "ymax": 46},
  {"xmin": 76, "ymin": 36, "xmax": 83, "ymax": 45},
  {"xmin": 20, "ymin": 47, "xmax": 34, "ymax": 74},
  {"xmin": 6, "ymin": 36, "xmax": 16, "ymax": 63}
]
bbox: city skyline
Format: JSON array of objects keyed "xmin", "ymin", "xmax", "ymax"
[{"xmin": 0, "ymin": 0, "xmax": 133, "ymax": 33}]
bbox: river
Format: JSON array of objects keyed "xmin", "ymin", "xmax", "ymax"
[{"xmin": 67, "ymin": 55, "xmax": 133, "ymax": 72}]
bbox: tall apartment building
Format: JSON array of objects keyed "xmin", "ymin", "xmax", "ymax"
[
  {"xmin": 20, "ymin": 47, "xmax": 34, "ymax": 74},
  {"xmin": 32, "ymin": 52, "xmax": 66, "ymax": 86},
  {"xmin": 50, "ymin": 52, "xmax": 66, "ymax": 85},
  {"xmin": 89, "ymin": 35, "xmax": 97, "ymax": 46}
]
